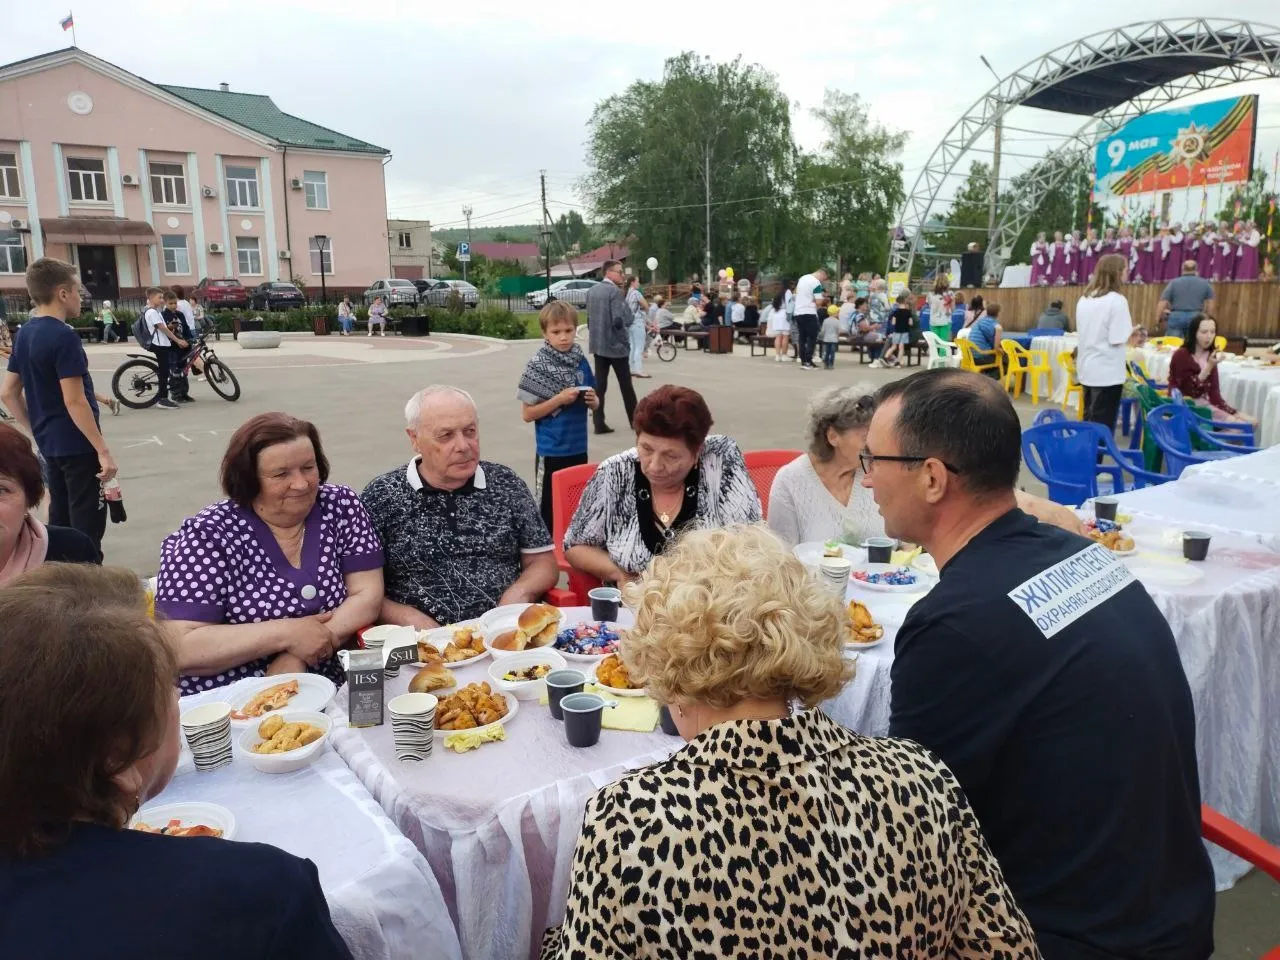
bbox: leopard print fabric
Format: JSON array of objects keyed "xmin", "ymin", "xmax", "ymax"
[{"xmin": 544, "ymin": 710, "xmax": 1040, "ymax": 959}]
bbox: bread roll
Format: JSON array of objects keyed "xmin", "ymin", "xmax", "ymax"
[
  {"xmin": 491, "ymin": 629, "xmax": 525, "ymax": 652},
  {"xmin": 409, "ymin": 666, "xmax": 455, "ymax": 693},
  {"xmin": 516, "ymin": 603, "xmax": 561, "ymax": 648}
]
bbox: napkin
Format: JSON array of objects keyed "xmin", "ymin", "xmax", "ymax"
[
  {"xmin": 538, "ymin": 684, "xmax": 660, "ymax": 732},
  {"xmin": 891, "ymin": 547, "xmax": 922, "ymax": 566}
]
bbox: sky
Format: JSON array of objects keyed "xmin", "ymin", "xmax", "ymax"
[{"xmin": 6, "ymin": 0, "xmax": 1280, "ymax": 231}]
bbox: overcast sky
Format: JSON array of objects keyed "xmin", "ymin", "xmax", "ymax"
[{"xmin": 7, "ymin": 1, "xmax": 1280, "ymax": 229}]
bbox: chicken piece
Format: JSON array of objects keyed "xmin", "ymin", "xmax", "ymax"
[
  {"xmin": 296, "ymin": 725, "xmax": 324, "ymax": 746},
  {"xmin": 258, "ymin": 714, "xmax": 285, "ymax": 740}
]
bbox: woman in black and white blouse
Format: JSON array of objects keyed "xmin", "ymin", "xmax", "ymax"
[{"xmin": 563, "ymin": 385, "xmax": 760, "ymax": 583}]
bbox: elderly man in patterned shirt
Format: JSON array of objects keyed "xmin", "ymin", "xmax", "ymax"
[{"xmin": 361, "ymin": 385, "xmax": 558, "ymax": 628}]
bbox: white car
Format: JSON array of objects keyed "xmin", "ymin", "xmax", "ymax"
[
  {"xmin": 527, "ymin": 279, "xmax": 599, "ymax": 309},
  {"xmin": 363, "ymin": 278, "xmax": 420, "ymax": 307}
]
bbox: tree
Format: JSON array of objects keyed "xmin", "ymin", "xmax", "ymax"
[
  {"xmin": 1006, "ymin": 155, "xmax": 1109, "ymax": 264},
  {"xmin": 584, "ymin": 52, "xmax": 796, "ymax": 281},
  {"xmin": 551, "ymin": 210, "xmax": 597, "ymax": 255}
]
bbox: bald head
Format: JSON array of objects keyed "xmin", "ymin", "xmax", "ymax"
[
  {"xmin": 405, "ymin": 386, "xmax": 480, "ymax": 491},
  {"xmin": 1182, "ymin": 260, "xmax": 1198, "ymax": 275},
  {"xmin": 405, "ymin": 385, "xmax": 476, "ymax": 431}
]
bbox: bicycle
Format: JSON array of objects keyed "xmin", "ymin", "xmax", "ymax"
[
  {"xmin": 112, "ymin": 337, "xmax": 241, "ymax": 409},
  {"xmin": 647, "ymin": 326, "xmax": 678, "ymax": 362}
]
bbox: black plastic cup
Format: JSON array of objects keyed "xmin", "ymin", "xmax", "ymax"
[
  {"xmin": 1094, "ymin": 497, "xmax": 1119, "ymax": 522},
  {"xmin": 561, "ymin": 692, "xmax": 610, "ymax": 747},
  {"xmin": 1182, "ymin": 531, "xmax": 1211, "ymax": 562},
  {"xmin": 546, "ymin": 669, "xmax": 586, "ymax": 720},
  {"xmin": 588, "ymin": 587, "xmax": 622, "ymax": 623},
  {"xmin": 863, "ymin": 537, "xmax": 895, "ymax": 564},
  {"xmin": 659, "ymin": 705, "xmax": 680, "ymax": 736}
]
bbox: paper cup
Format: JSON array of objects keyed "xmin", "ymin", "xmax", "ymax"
[
  {"xmin": 546, "ymin": 669, "xmax": 586, "ymax": 721},
  {"xmin": 863, "ymin": 537, "xmax": 895, "ymax": 564},
  {"xmin": 561, "ymin": 692, "xmax": 616, "ymax": 748},
  {"xmin": 1182, "ymin": 531, "xmax": 1211, "ymax": 562},
  {"xmin": 388, "ymin": 693, "xmax": 437, "ymax": 761},
  {"xmin": 1093, "ymin": 497, "xmax": 1119, "ymax": 522},
  {"xmin": 588, "ymin": 587, "xmax": 622, "ymax": 622}
]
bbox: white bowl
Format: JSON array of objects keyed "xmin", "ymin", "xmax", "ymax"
[
  {"xmin": 131, "ymin": 801, "xmax": 236, "ymax": 840},
  {"xmin": 487, "ymin": 649, "xmax": 568, "ymax": 700},
  {"xmin": 479, "ymin": 603, "xmax": 532, "ymax": 632},
  {"xmin": 483, "ymin": 608, "xmax": 562, "ymax": 659},
  {"xmin": 226, "ymin": 674, "xmax": 336, "ymax": 729},
  {"xmin": 237, "ymin": 710, "xmax": 331, "ymax": 774},
  {"xmin": 434, "ymin": 691, "xmax": 519, "ymax": 738}
]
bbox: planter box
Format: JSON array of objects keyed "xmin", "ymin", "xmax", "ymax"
[
  {"xmin": 233, "ymin": 317, "xmax": 264, "ymax": 340},
  {"xmin": 312, "ymin": 315, "xmax": 331, "ymax": 336}
]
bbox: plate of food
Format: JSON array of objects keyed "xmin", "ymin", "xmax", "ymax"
[
  {"xmin": 590, "ymin": 652, "xmax": 645, "ymax": 697},
  {"xmin": 130, "ymin": 801, "xmax": 236, "ymax": 840},
  {"xmin": 553, "ymin": 621, "xmax": 623, "ymax": 661},
  {"xmin": 1084, "ymin": 518, "xmax": 1136, "ymax": 555},
  {"xmin": 484, "ymin": 603, "xmax": 562, "ymax": 658},
  {"xmin": 849, "ymin": 564, "xmax": 927, "ymax": 593},
  {"xmin": 846, "ymin": 600, "xmax": 887, "ymax": 650},
  {"xmin": 416, "ymin": 620, "xmax": 488, "ymax": 669},
  {"xmin": 793, "ymin": 540, "xmax": 862, "ymax": 567},
  {"xmin": 487, "ymin": 648, "xmax": 568, "ymax": 700},
  {"xmin": 237, "ymin": 710, "xmax": 331, "ymax": 774},
  {"xmin": 226, "ymin": 674, "xmax": 336, "ymax": 727},
  {"xmin": 434, "ymin": 682, "xmax": 519, "ymax": 738}
]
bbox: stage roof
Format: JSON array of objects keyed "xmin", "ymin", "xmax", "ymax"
[{"xmin": 1022, "ymin": 30, "xmax": 1280, "ymax": 115}]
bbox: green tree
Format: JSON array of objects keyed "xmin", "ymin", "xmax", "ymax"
[
  {"xmin": 584, "ymin": 52, "xmax": 796, "ymax": 282},
  {"xmin": 551, "ymin": 210, "xmax": 597, "ymax": 255},
  {"xmin": 1006, "ymin": 156, "xmax": 1109, "ymax": 264}
]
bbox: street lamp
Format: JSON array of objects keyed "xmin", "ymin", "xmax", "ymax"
[{"xmin": 314, "ymin": 235, "xmax": 329, "ymax": 305}]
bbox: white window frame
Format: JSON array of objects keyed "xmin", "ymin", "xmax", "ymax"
[
  {"xmin": 236, "ymin": 236, "xmax": 262, "ymax": 276},
  {"xmin": 0, "ymin": 230, "xmax": 26, "ymax": 274},
  {"xmin": 67, "ymin": 156, "xmax": 109, "ymax": 203},
  {"xmin": 0, "ymin": 153, "xmax": 20, "ymax": 200},
  {"xmin": 398, "ymin": 231, "xmax": 412, "ymax": 250},
  {"xmin": 149, "ymin": 161, "xmax": 188, "ymax": 206},
  {"xmin": 161, "ymin": 235, "xmax": 191, "ymax": 275},
  {"xmin": 308, "ymin": 237, "xmax": 334, "ymax": 275},
  {"xmin": 224, "ymin": 164, "xmax": 260, "ymax": 208},
  {"xmin": 302, "ymin": 170, "xmax": 328, "ymax": 210}
]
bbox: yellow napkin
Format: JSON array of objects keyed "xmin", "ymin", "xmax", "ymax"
[
  {"xmin": 891, "ymin": 547, "xmax": 922, "ymax": 566},
  {"xmin": 538, "ymin": 684, "xmax": 660, "ymax": 733}
]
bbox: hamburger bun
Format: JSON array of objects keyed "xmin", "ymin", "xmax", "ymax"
[
  {"xmin": 491, "ymin": 629, "xmax": 525, "ymax": 652},
  {"xmin": 410, "ymin": 666, "xmax": 456, "ymax": 694},
  {"xmin": 527, "ymin": 621, "xmax": 559, "ymax": 649},
  {"xmin": 516, "ymin": 603, "xmax": 560, "ymax": 636}
]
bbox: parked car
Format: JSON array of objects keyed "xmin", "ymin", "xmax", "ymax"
[
  {"xmin": 420, "ymin": 279, "xmax": 479, "ymax": 309},
  {"xmin": 527, "ymin": 278, "xmax": 599, "ymax": 309},
  {"xmin": 363, "ymin": 279, "xmax": 420, "ymax": 307},
  {"xmin": 194, "ymin": 277, "xmax": 250, "ymax": 309},
  {"xmin": 249, "ymin": 281, "xmax": 306, "ymax": 311}
]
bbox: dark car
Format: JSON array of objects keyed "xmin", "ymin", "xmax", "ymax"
[
  {"xmin": 250, "ymin": 282, "xmax": 305, "ymax": 311},
  {"xmin": 420, "ymin": 279, "xmax": 478, "ymax": 309},
  {"xmin": 194, "ymin": 277, "xmax": 250, "ymax": 309}
]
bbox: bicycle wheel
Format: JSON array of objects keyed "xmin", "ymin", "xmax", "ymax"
[
  {"xmin": 111, "ymin": 359, "xmax": 161, "ymax": 409},
  {"xmin": 656, "ymin": 339, "xmax": 677, "ymax": 362},
  {"xmin": 204, "ymin": 359, "xmax": 241, "ymax": 402}
]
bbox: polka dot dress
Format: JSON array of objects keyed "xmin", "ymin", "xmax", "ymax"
[{"xmin": 155, "ymin": 484, "xmax": 384, "ymax": 695}]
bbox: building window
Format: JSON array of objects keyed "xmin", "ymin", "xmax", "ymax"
[
  {"xmin": 398, "ymin": 231, "xmax": 412, "ymax": 250},
  {"xmin": 224, "ymin": 164, "xmax": 260, "ymax": 208},
  {"xmin": 236, "ymin": 236, "xmax": 262, "ymax": 275},
  {"xmin": 303, "ymin": 170, "xmax": 328, "ymax": 210},
  {"xmin": 149, "ymin": 162, "xmax": 187, "ymax": 206},
  {"xmin": 0, "ymin": 153, "xmax": 20, "ymax": 199},
  {"xmin": 67, "ymin": 157, "xmax": 108, "ymax": 202},
  {"xmin": 0, "ymin": 231, "xmax": 26, "ymax": 274},
  {"xmin": 161, "ymin": 235, "xmax": 190, "ymax": 275},
  {"xmin": 308, "ymin": 237, "xmax": 334, "ymax": 275}
]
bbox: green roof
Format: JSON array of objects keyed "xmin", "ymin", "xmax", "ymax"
[{"xmin": 159, "ymin": 85, "xmax": 388, "ymax": 155}]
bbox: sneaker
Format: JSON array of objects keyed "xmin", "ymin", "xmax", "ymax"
[
  {"xmin": 156, "ymin": 398, "xmax": 179, "ymax": 409},
  {"xmin": 869, "ymin": 359, "xmax": 883, "ymax": 369},
  {"xmin": 774, "ymin": 355, "xmax": 781, "ymax": 363},
  {"xmin": 108, "ymin": 398, "xmax": 121, "ymax": 416}
]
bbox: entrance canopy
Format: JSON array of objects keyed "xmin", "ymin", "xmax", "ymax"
[{"xmin": 41, "ymin": 217, "xmax": 157, "ymax": 246}]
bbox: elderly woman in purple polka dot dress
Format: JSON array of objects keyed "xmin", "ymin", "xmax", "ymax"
[{"xmin": 155, "ymin": 413, "xmax": 385, "ymax": 695}]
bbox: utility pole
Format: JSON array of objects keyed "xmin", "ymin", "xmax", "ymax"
[
  {"xmin": 703, "ymin": 148, "xmax": 712, "ymax": 288},
  {"xmin": 540, "ymin": 170, "xmax": 552, "ymax": 300},
  {"xmin": 461, "ymin": 204, "xmax": 473, "ymax": 284}
]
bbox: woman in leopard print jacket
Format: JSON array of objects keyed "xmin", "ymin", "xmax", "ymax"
[{"xmin": 545, "ymin": 525, "xmax": 1039, "ymax": 960}]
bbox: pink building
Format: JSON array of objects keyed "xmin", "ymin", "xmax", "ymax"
[{"xmin": 0, "ymin": 47, "xmax": 390, "ymax": 302}]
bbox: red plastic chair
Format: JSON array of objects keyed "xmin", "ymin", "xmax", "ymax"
[
  {"xmin": 545, "ymin": 462, "xmax": 601, "ymax": 608},
  {"xmin": 1201, "ymin": 804, "xmax": 1280, "ymax": 959},
  {"xmin": 742, "ymin": 449, "xmax": 801, "ymax": 520}
]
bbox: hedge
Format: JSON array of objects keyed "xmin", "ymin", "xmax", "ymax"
[{"xmin": 191, "ymin": 305, "xmax": 530, "ymax": 339}]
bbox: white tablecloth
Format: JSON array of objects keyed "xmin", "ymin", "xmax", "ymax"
[
  {"xmin": 325, "ymin": 608, "xmax": 683, "ymax": 960},
  {"xmin": 1033, "ymin": 334, "xmax": 1078, "ymax": 404},
  {"xmin": 172, "ymin": 683, "xmax": 462, "ymax": 960},
  {"xmin": 1142, "ymin": 350, "xmax": 1280, "ymax": 447},
  {"xmin": 1114, "ymin": 475, "xmax": 1280, "ymax": 551},
  {"xmin": 1182, "ymin": 446, "xmax": 1280, "ymax": 486}
]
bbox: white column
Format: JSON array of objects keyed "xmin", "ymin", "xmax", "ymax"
[
  {"xmin": 214, "ymin": 156, "xmax": 231, "ymax": 272},
  {"xmin": 260, "ymin": 155, "xmax": 279, "ymax": 281},
  {"xmin": 116, "ymin": 247, "xmax": 134, "ymax": 287},
  {"xmin": 137, "ymin": 149, "xmax": 158, "ymax": 284},
  {"xmin": 188, "ymin": 152, "xmax": 208, "ymax": 279},
  {"xmin": 51, "ymin": 143, "xmax": 68, "ymax": 216},
  {"xmin": 106, "ymin": 147, "xmax": 124, "ymax": 217},
  {"xmin": 18, "ymin": 141, "xmax": 42, "ymax": 259}
]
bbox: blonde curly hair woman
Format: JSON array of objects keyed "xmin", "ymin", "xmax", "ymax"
[{"xmin": 546, "ymin": 525, "xmax": 1039, "ymax": 960}]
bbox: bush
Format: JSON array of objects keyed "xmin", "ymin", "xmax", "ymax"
[{"xmin": 424, "ymin": 306, "xmax": 527, "ymax": 339}]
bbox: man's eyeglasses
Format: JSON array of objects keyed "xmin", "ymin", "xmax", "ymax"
[{"xmin": 858, "ymin": 452, "xmax": 961, "ymax": 474}]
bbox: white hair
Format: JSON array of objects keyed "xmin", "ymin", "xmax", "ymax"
[{"xmin": 405, "ymin": 385, "xmax": 476, "ymax": 429}]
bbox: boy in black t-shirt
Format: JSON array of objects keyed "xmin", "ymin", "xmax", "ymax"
[{"xmin": 880, "ymin": 293, "xmax": 914, "ymax": 367}]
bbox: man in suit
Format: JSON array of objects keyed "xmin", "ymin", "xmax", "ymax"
[{"xmin": 586, "ymin": 260, "xmax": 637, "ymax": 435}]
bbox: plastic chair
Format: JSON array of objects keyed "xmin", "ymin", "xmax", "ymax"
[
  {"xmin": 1127, "ymin": 357, "xmax": 1168, "ymax": 392},
  {"xmin": 546, "ymin": 462, "xmax": 601, "ymax": 607},
  {"xmin": 1022, "ymin": 421, "xmax": 1171, "ymax": 506},
  {"xmin": 956, "ymin": 337, "xmax": 1000, "ymax": 377},
  {"xmin": 1057, "ymin": 350, "xmax": 1084, "ymax": 418},
  {"xmin": 1201, "ymin": 805, "xmax": 1280, "ymax": 960},
  {"xmin": 1033, "ymin": 409, "xmax": 1067, "ymax": 426},
  {"xmin": 743, "ymin": 449, "xmax": 801, "ymax": 520},
  {"xmin": 1000, "ymin": 340, "xmax": 1051, "ymax": 403},
  {"xmin": 1148, "ymin": 335, "xmax": 1184, "ymax": 349},
  {"xmin": 922, "ymin": 330, "xmax": 961, "ymax": 370},
  {"xmin": 1167, "ymin": 389, "xmax": 1256, "ymax": 446},
  {"xmin": 1144, "ymin": 405, "xmax": 1258, "ymax": 478}
]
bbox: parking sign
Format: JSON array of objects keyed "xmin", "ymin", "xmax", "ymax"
[{"xmin": 457, "ymin": 242, "xmax": 471, "ymax": 263}]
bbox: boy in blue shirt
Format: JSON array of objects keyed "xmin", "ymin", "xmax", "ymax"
[
  {"xmin": 517, "ymin": 300, "xmax": 598, "ymax": 532},
  {"xmin": 1, "ymin": 258, "xmax": 117, "ymax": 557}
]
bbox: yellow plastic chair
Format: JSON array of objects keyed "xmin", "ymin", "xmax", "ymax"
[
  {"xmin": 957, "ymin": 337, "xmax": 1001, "ymax": 377},
  {"xmin": 1000, "ymin": 340, "xmax": 1052, "ymax": 404},
  {"xmin": 1149, "ymin": 336, "xmax": 1184, "ymax": 349},
  {"xmin": 1057, "ymin": 350, "xmax": 1085, "ymax": 418}
]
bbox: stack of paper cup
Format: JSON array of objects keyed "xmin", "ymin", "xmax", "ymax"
[
  {"xmin": 361, "ymin": 625, "xmax": 415, "ymax": 678},
  {"xmin": 180, "ymin": 702, "xmax": 234, "ymax": 771},
  {"xmin": 388, "ymin": 693, "xmax": 437, "ymax": 761},
  {"xmin": 818, "ymin": 556, "xmax": 852, "ymax": 596}
]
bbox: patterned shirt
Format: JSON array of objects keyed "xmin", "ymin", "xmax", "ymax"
[
  {"xmin": 360, "ymin": 459, "xmax": 552, "ymax": 624},
  {"xmin": 154, "ymin": 484, "xmax": 385, "ymax": 695}
]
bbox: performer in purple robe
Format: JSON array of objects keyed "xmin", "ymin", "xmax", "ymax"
[
  {"xmin": 1197, "ymin": 224, "xmax": 1216, "ymax": 278},
  {"xmin": 1100, "ymin": 227, "xmax": 1118, "ymax": 257},
  {"xmin": 1047, "ymin": 231, "xmax": 1067, "ymax": 285},
  {"xmin": 1081, "ymin": 228, "xmax": 1099, "ymax": 281},
  {"xmin": 1163, "ymin": 224, "xmax": 1185, "ymax": 282},
  {"xmin": 1116, "ymin": 227, "xmax": 1134, "ymax": 278},
  {"xmin": 1212, "ymin": 221, "xmax": 1234, "ymax": 281},
  {"xmin": 1235, "ymin": 221, "xmax": 1261, "ymax": 281},
  {"xmin": 1029, "ymin": 232, "xmax": 1049, "ymax": 286},
  {"xmin": 1132, "ymin": 228, "xmax": 1154, "ymax": 284}
]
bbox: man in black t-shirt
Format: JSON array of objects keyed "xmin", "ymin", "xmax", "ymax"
[{"xmin": 861, "ymin": 368, "xmax": 1213, "ymax": 960}]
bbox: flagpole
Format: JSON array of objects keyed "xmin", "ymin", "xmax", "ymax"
[{"xmin": 70, "ymin": 10, "xmax": 76, "ymax": 46}]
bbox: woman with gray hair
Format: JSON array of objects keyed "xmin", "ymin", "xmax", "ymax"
[{"xmin": 767, "ymin": 384, "xmax": 883, "ymax": 548}]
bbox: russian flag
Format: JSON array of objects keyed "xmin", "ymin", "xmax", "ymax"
[{"xmin": 60, "ymin": 13, "xmax": 74, "ymax": 30}]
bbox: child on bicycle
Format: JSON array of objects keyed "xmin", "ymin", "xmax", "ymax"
[
  {"xmin": 162, "ymin": 292, "xmax": 198, "ymax": 401},
  {"xmin": 516, "ymin": 300, "xmax": 598, "ymax": 532}
]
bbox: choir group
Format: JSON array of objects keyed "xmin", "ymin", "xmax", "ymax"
[{"xmin": 1028, "ymin": 220, "xmax": 1265, "ymax": 286}]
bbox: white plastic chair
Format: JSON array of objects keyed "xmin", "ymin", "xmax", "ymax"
[{"xmin": 922, "ymin": 330, "xmax": 961, "ymax": 369}]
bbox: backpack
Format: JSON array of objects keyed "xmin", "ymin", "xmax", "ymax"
[{"xmin": 132, "ymin": 311, "xmax": 154, "ymax": 349}]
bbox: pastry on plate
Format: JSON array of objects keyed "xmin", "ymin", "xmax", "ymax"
[
  {"xmin": 515, "ymin": 603, "xmax": 561, "ymax": 649},
  {"xmin": 410, "ymin": 665, "xmax": 456, "ymax": 694}
]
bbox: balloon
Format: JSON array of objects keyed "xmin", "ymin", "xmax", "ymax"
[
  {"xmin": 725, "ymin": 267, "xmax": 734, "ymax": 279},
  {"xmin": 717, "ymin": 269, "xmax": 727, "ymax": 279}
]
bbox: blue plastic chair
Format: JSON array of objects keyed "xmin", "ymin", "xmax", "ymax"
[
  {"xmin": 1144, "ymin": 405, "xmax": 1259, "ymax": 478},
  {"xmin": 1128, "ymin": 359, "xmax": 1167, "ymax": 392},
  {"xmin": 1033, "ymin": 409, "xmax": 1068, "ymax": 426},
  {"xmin": 1168, "ymin": 389, "xmax": 1257, "ymax": 446},
  {"xmin": 1023, "ymin": 421, "xmax": 1172, "ymax": 505}
]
